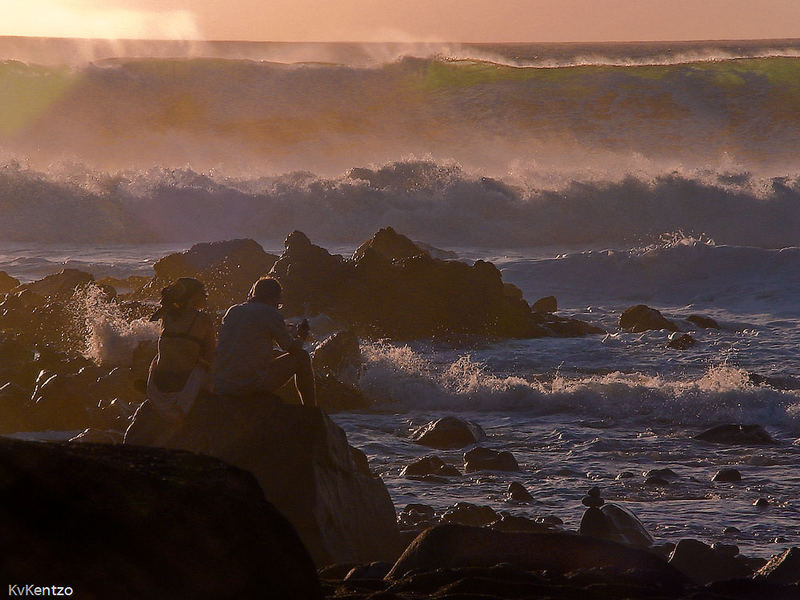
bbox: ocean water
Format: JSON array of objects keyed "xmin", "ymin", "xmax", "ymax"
[{"xmin": 1, "ymin": 37, "xmax": 799, "ymax": 558}]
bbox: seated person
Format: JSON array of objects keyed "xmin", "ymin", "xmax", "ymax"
[
  {"xmin": 213, "ymin": 276, "xmax": 316, "ymax": 406},
  {"xmin": 125, "ymin": 277, "xmax": 215, "ymax": 445}
]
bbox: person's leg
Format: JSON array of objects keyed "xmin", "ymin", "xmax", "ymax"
[{"xmin": 259, "ymin": 350, "xmax": 316, "ymax": 406}]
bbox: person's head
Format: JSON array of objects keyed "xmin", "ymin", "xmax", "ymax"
[
  {"xmin": 150, "ymin": 277, "xmax": 207, "ymax": 320},
  {"xmin": 248, "ymin": 276, "xmax": 282, "ymax": 306}
]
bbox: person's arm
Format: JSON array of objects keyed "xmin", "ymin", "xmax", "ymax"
[{"xmin": 268, "ymin": 309, "xmax": 302, "ymax": 352}]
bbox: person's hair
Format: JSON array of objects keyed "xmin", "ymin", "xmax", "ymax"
[
  {"xmin": 150, "ymin": 277, "xmax": 206, "ymax": 321},
  {"xmin": 248, "ymin": 276, "xmax": 282, "ymax": 303}
]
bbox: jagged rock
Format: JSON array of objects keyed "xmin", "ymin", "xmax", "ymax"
[
  {"xmin": 463, "ymin": 446, "xmax": 520, "ymax": 472},
  {"xmin": 17, "ymin": 268, "xmax": 94, "ymax": 299},
  {"xmin": 386, "ymin": 524, "xmax": 689, "ymax": 585},
  {"xmin": 507, "ymin": 481, "xmax": 533, "ymax": 503},
  {"xmin": 667, "ymin": 333, "xmax": 696, "ymax": 349},
  {"xmin": 167, "ymin": 394, "xmax": 401, "ymax": 566},
  {"xmin": 688, "ymin": 314, "xmax": 720, "ymax": 329},
  {"xmin": 712, "ymin": 468, "xmax": 742, "ymax": 482},
  {"xmin": 0, "ymin": 437, "xmax": 322, "ymax": 599},
  {"xmin": 668, "ymin": 538, "xmax": 752, "ymax": 584},
  {"xmin": 134, "ymin": 239, "xmax": 278, "ymax": 310},
  {"xmin": 695, "ymin": 424, "xmax": 777, "ymax": 445},
  {"xmin": 619, "ymin": 304, "xmax": 679, "ymax": 332},
  {"xmin": 270, "ymin": 229, "xmax": 603, "ymax": 341},
  {"xmin": 532, "ymin": 296, "xmax": 557, "ymax": 313},
  {"xmin": 0, "ymin": 270, "xmax": 20, "ymax": 294},
  {"xmin": 756, "ymin": 547, "xmax": 800, "ymax": 585},
  {"xmin": 411, "ymin": 416, "xmax": 486, "ymax": 449},
  {"xmin": 312, "ymin": 330, "xmax": 361, "ymax": 379},
  {"xmin": 401, "ymin": 456, "xmax": 461, "ymax": 478},
  {"xmin": 441, "ymin": 503, "xmax": 498, "ymax": 527}
]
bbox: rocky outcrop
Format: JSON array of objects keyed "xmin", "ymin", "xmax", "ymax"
[
  {"xmin": 386, "ymin": 524, "xmax": 687, "ymax": 584},
  {"xmin": 270, "ymin": 228, "xmax": 603, "ymax": 340},
  {"xmin": 668, "ymin": 538, "xmax": 752, "ymax": 584},
  {"xmin": 411, "ymin": 416, "xmax": 486, "ymax": 449},
  {"xmin": 694, "ymin": 424, "xmax": 777, "ymax": 445},
  {"xmin": 0, "ymin": 270, "xmax": 20, "ymax": 294},
  {"xmin": 167, "ymin": 393, "xmax": 401, "ymax": 566},
  {"xmin": 756, "ymin": 547, "xmax": 800, "ymax": 584},
  {"xmin": 0, "ymin": 437, "xmax": 322, "ymax": 599},
  {"xmin": 619, "ymin": 304, "xmax": 679, "ymax": 332},
  {"xmin": 132, "ymin": 239, "xmax": 278, "ymax": 310}
]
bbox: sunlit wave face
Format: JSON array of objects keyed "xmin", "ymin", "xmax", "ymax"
[{"xmin": 2, "ymin": 0, "xmax": 200, "ymax": 40}]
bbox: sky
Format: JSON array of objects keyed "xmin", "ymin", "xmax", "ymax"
[{"xmin": 3, "ymin": 0, "xmax": 800, "ymax": 42}]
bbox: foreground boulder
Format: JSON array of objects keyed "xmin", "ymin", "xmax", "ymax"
[
  {"xmin": 271, "ymin": 228, "xmax": 603, "ymax": 340},
  {"xmin": 619, "ymin": 305, "xmax": 679, "ymax": 332},
  {"xmin": 756, "ymin": 547, "xmax": 800, "ymax": 584},
  {"xmin": 167, "ymin": 394, "xmax": 401, "ymax": 566},
  {"xmin": 695, "ymin": 424, "xmax": 777, "ymax": 445},
  {"xmin": 0, "ymin": 437, "xmax": 321, "ymax": 599},
  {"xmin": 386, "ymin": 524, "xmax": 687, "ymax": 585},
  {"xmin": 668, "ymin": 538, "xmax": 752, "ymax": 584}
]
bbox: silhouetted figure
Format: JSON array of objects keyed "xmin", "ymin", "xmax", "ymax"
[
  {"xmin": 125, "ymin": 277, "xmax": 215, "ymax": 445},
  {"xmin": 214, "ymin": 276, "xmax": 316, "ymax": 406}
]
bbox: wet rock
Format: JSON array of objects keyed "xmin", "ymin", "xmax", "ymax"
[
  {"xmin": 490, "ymin": 513, "xmax": 552, "ymax": 533},
  {"xmin": 135, "ymin": 239, "xmax": 278, "ymax": 311},
  {"xmin": 344, "ymin": 561, "xmax": 393, "ymax": 581},
  {"xmin": 532, "ymin": 296, "xmax": 557, "ymax": 313},
  {"xmin": 756, "ymin": 548, "xmax": 800, "ymax": 585},
  {"xmin": 314, "ymin": 373, "xmax": 371, "ymax": 412},
  {"xmin": 616, "ymin": 471, "xmax": 635, "ymax": 479},
  {"xmin": 168, "ymin": 394, "xmax": 401, "ymax": 566},
  {"xmin": 398, "ymin": 504, "xmax": 437, "ymax": 531},
  {"xmin": 463, "ymin": 446, "xmax": 520, "ymax": 472},
  {"xmin": 668, "ymin": 538, "xmax": 752, "ymax": 584},
  {"xmin": 688, "ymin": 314, "xmax": 720, "ymax": 329},
  {"xmin": 711, "ymin": 543, "xmax": 740, "ymax": 558},
  {"xmin": 411, "ymin": 416, "xmax": 486, "ymax": 449},
  {"xmin": 0, "ymin": 270, "xmax": 20, "ymax": 294},
  {"xmin": 619, "ymin": 304, "xmax": 679, "ymax": 332},
  {"xmin": 645, "ymin": 468, "xmax": 680, "ymax": 480},
  {"xmin": 723, "ymin": 526, "xmax": 742, "ymax": 536},
  {"xmin": 312, "ymin": 330, "xmax": 361, "ymax": 383},
  {"xmin": 30, "ymin": 371, "xmax": 97, "ymax": 431},
  {"xmin": 581, "ymin": 486, "xmax": 604, "ymax": 508},
  {"xmin": 0, "ymin": 437, "xmax": 322, "ymax": 599},
  {"xmin": 644, "ymin": 476, "xmax": 670, "ymax": 486},
  {"xmin": 386, "ymin": 524, "xmax": 688, "ymax": 585},
  {"xmin": 754, "ymin": 498, "xmax": 770, "ymax": 508},
  {"xmin": 0, "ymin": 382, "xmax": 33, "ymax": 434},
  {"xmin": 18, "ymin": 268, "xmax": 94, "ymax": 299},
  {"xmin": 712, "ymin": 468, "xmax": 742, "ymax": 482},
  {"xmin": 506, "ymin": 481, "xmax": 533, "ymax": 503},
  {"xmin": 579, "ymin": 488, "xmax": 654, "ymax": 549},
  {"xmin": 441, "ymin": 503, "xmax": 499, "ymax": 527},
  {"xmin": 667, "ymin": 333, "xmax": 696, "ymax": 349},
  {"xmin": 400, "ymin": 456, "xmax": 461, "ymax": 478},
  {"xmin": 69, "ymin": 428, "xmax": 125, "ymax": 444},
  {"xmin": 695, "ymin": 424, "xmax": 777, "ymax": 445},
  {"xmin": 352, "ymin": 226, "xmax": 428, "ymax": 262},
  {"xmin": 536, "ymin": 515, "xmax": 564, "ymax": 526}
]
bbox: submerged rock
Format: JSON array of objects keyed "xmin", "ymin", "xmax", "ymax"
[
  {"xmin": 167, "ymin": 394, "xmax": 401, "ymax": 566},
  {"xmin": 411, "ymin": 416, "xmax": 486, "ymax": 449},
  {"xmin": 712, "ymin": 468, "xmax": 743, "ymax": 482},
  {"xmin": 0, "ymin": 437, "xmax": 322, "ymax": 599},
  {"xmin": 506, "ymin": 481, "xmax": 534, "ymax": 503},
  {"xmin": 619, "ymin": 304, "xmax": 679, "ymax": 332},
  {"xmin": 695, "ymin": 424, "xmax": 777, "ymax": 445},
  {"xmin": 688, "ymin": 314, "xmax": 721, "ymax": 329},
  {"xmin": 667, "ymin": 333, "xmax": 696, "ymax": 349}
]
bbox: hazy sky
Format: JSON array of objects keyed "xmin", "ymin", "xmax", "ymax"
[{"xmin": 4, "ymin": 0, "xmax": 800, "ymax": 42}]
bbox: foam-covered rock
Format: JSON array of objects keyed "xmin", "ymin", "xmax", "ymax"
[
  {"xmin": 0, "ymin": 437, "xmax": 322, "ymax": 599},
  {"xmin": 167, "ymin": 394, "xmax": 401, "ymax": 566}
]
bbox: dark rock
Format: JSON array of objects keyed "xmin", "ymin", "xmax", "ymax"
[
  {"xmin": 532, "ymin": 296, "xmax": 557, "ymax": 313},
  {"xmin": 667, "ymin": 333, "xmax": 696, "ymax": 349},
  {"xmin": 0, "ymin": 382, "xmax": 33, "ymax": 433},
  {"xmin": 594, "ymin": 504, "xmax": 654, "ymax": 548},
  {"xmin": 69, "ymin": 428, "xmax": 125, "ymax": 444},
  {"xmin": 312, "ymin": 330, "xmax": 361, "ymax": 382},
  {"xmin": 18, "ymin": 268, "xmax": 94, "ymax": 299},
  {"xmin": 271, "ymin": 229, "xmax": 603, "ymax": 341},
  {"xmin": 134, "ymin": 239, "xmax": 278, "ymax": 311},
  {"xmin": 463, "ymin": 446, "xmax": 520, "ymax": 472},
  {"xmin": 167, "ymin": 394, "xmax": 401, "ymax": 566},
  {"xmin": 711, "ymin": 543, "xmax": 740, "ymax": 558},
  {"xmin": 581, "ymin": 486, "xmax": 604, "ymax": 508},
  {"xmin": 619, "ymin": 304, "xmax": 679, "ymax": 332},
  {"xmin": 756, "ymin": 547, "xmax": 800, "ymax": 584},
  {"xmin": 441, "ymin": 503, "xmax": 499, "ymax": 527},
  {"xmin": 314, "ymin": 373, "xmax": 371, "ymax": 412},
  {"xmin": 398, "ymin": 504, "xmax": 437, "ymax": 531},
  {"xmin": 644, "ymin": 476, "xmax": 670, "ymax": 486},
  {"xmin": 0, "ymin": 437, "xmax": 322, "ymax": 599},
  {"xmin": 0, "ymin": 270, "xmax": 20, "ymax": 294},
  {"xmin": 344, "ymin": 561, "xmax": 393, "ymax": 581},
  {"xmin": 668, "ymin": 538, "xmax": 751, "ymax": 584},
  {"xmin": 490, "ymin": 513, "xmax": 552, "ymax": 533},
  {"xmin": 401, "ymin": 455, "xmax": 461, "ymax": 478},
  {"xmin": 754, "ymin": 498, "xmax": 770, "ymax": 508},
  {"xmin": 695, "ymin": 424, "xmax": 777, "ymax": 445},
  {"xmin": 644, "ymin": 468, "xmax": 680, "ymax": 480},
  {"xmin": 713, "ymin": 468, "xmax": 743, "ymax": 482},
  {"xmin": 707, "ymin": 578, "xmax": 800, "ymax": 600},
  {"xmin": 688, "ymin": 314, "xmax": 721, "ymax": 329},
  {"xmin": 616, "ymin": 471, "xmax": 635, "ymax": 479},
  {"xmin": 386, "ymin": 524, "xmax": 689, "ymax": 585},
  {"xmin": 411, "ymin": 416, "xmax": 486, "ymax": 449},
  {"xmin": 506, "ymin": 481, "xmax": 533, "ymax": 503},
  {"xmin": 724, "ymin": 526, "xmax": 743, "ymax": 535},
  {"xmin": 536, "ymin": 515, "xmax": 564, "ymax": 526}
]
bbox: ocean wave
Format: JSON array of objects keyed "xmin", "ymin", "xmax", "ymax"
[{"xmin": 359, "ymin": 342, "xmax": 800, "ymax": 432}]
